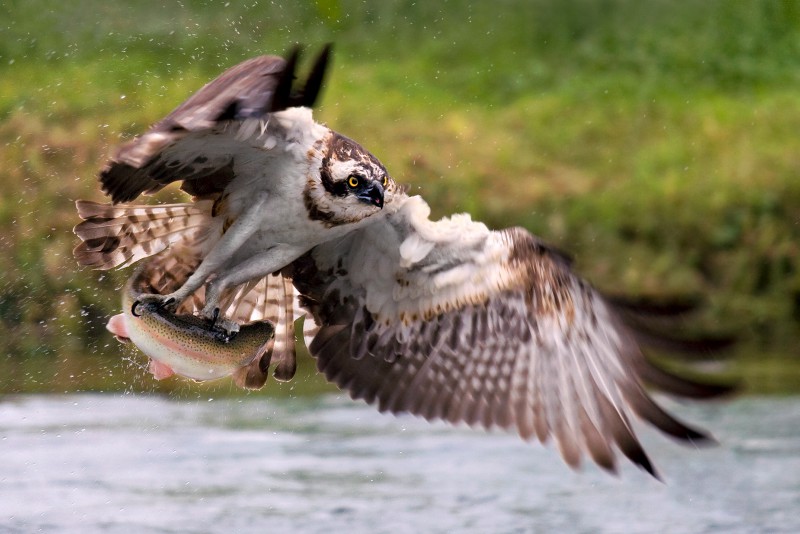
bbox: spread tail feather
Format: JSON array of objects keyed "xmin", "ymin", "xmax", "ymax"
[
  {"xmin": 218, "ymin": 273, "xmax": 318, "ymax": 388},
  {"xmin": 73, "ymin": 199, "xmax": 215, "ymax": 270}
]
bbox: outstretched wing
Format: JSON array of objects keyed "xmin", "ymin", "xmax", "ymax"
[
  {"xmin": 291, "ymin": 195, "xmax": 729, "ymax": 478},
  {"xmin": 100, "ymin": 45, "xmax": 331, "ymax": 203}
]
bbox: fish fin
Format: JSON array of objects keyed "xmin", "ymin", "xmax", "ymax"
[
  {"xmin": 106, "ymin": 313, "xmax": 130, "ymax": 341},
  {"xmin": 233, "ymin": 347, "xmax": 273, "ymax": 390},
  {"xmin": 148, "ymin": 359, "xmax": 176, "ymax": 380}
]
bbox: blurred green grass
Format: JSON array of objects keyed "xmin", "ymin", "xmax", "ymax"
[{"xmin": 1, "ymin": 0, "xmax": 799, "ymax": 395}]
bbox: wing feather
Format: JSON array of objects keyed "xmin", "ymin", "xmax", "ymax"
[
  {"xmin": 293, "ymin": 195, "xmax": 730, "ymax": 478},
  {"xmin": 100, "ymin": 46, "xmax": 331, "ymax": 203}
]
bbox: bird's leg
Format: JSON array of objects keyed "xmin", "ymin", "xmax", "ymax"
[
  {"xmin": 199, "ymin": 245, "xmax": 305, "ymax": 331},
  {"xmin": 136, "ymin": 192, "xmax": 270, "ymax": 313}
]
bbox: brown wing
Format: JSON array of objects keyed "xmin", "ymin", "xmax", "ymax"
[
  {"xmin": 100, "ymin": 45, "xmax": 331, "ymax": 203},
  {"xmin": 290, "ymin": 197, "xmax": 732, "ymax": 479}
]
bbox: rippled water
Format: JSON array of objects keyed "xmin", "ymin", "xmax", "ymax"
[{"xmin": 1, "ymin": 393, "xmax": 798, "ymax": 533}]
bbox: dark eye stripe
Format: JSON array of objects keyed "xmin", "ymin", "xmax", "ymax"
[{"xmin": 320, "ymin": 163, "xmax": 349, "ymax": 197}]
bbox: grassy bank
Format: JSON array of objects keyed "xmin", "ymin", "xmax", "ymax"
[{"xmin": 1, "ymin": 0, "xmax": 799, "ymax": 395}]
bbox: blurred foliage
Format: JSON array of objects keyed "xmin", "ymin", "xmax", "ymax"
[{"xmin": 1, "ymin": 0, "xmax": 799, "ymax": 394}]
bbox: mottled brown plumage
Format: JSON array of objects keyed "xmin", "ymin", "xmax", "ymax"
[
  {"xmin": 74, "ymin": 46, "xmax": 731, "ymax": 479},
  {"xmin": 289, "ymin": 197, "xmax": 732, "ymax": 479},
  {"xmin": 100, "ymin": 47, "xmax": 331, "ymax": 203},
  {"xmin": 75, "ymin": 45, "xmax": 397, "ymax": 327}
]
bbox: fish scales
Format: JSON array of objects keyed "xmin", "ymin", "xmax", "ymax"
[{"xmin": 107, "ymin": 263, "xmax": 274, "ymax": 383}]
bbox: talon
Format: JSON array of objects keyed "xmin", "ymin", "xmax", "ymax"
[
  {"xmin": 203, "ymin": 308, "xmax": 240, "ymax": 344},
  {"xmin": 208, "ymin": 307, "xmax": 221, "ymax": 327},
  {"xmin": 212, "ymin": 329, "xmax": 236, "ymax": 344}
]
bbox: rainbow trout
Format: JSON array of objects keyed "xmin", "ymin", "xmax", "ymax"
[{"xmin": 106, "ymin": 264, "xmax": 274, "ymax": 384}]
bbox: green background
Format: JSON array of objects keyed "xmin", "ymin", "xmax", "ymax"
[{"xmin": 1, "ymin": 0, "xmax": 799, "ymax": 395}]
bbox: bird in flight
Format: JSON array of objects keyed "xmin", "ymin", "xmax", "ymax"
[{"xmin": 74, "ymin": 45, "xmax": 730, "ymax": 479}]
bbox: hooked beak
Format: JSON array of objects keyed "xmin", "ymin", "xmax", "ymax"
[{"xmin": 358, "ymin": 182, "xmax": 385, "ymax": 209}]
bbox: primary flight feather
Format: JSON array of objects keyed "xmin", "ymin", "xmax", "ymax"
[{"xmin": 74, "ymin": 46, "xmax": 730, "ymax": 478}]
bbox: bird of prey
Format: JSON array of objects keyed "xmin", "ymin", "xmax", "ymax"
[{"xmin": 74, "ymin": 46, "xmax": 730, "ymax": 479}]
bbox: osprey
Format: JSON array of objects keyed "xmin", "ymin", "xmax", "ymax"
[{"xmin": 74, "ymin": 46, "xmax": 730, "ymax": 479}]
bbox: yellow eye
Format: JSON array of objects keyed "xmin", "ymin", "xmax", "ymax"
[
  {"xmin": 382, "ymin": 176, "xmax": 388, "ymax": 187},
  {"xmin": 348, "ymin": 176, "xmax": 359, "ymax": 188}
]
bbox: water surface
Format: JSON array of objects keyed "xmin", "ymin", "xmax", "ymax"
[{"xmin": 1, "ymin": 394, "xmax": 798, "ymax": 533}]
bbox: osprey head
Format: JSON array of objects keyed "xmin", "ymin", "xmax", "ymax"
[{"xmin": 305, "ymin": 132, "xmax": 399, "ymax": 226}]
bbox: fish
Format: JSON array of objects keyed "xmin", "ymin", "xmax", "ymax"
[{"xmin": 106, "ymin": 263, "xmax": 275, "ymax": 387}]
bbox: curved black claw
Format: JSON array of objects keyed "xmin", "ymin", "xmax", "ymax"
[
  {"xmin": 212, "ymin": 329, "xmax": 236, "ymax": 344},
  {"xmin": 209, "ymin": 307, "xmax": 221, "ymax": 327},
  {"xmin": 131, "ymin": 295, "xmax": 177, "ymax": 318},
  {"xmin": 206, "ymin": 307, "xmax": 238, "ymax": 344}
]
